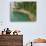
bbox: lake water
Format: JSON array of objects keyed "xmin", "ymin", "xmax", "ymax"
[{"xmin": 10, "ymin": 11, "xmax": 31, "ymax": 22}]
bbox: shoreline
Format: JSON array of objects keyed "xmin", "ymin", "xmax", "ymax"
[{"xmin": 15, "ymin": 9, "xmax": 34, "ymax": 21}]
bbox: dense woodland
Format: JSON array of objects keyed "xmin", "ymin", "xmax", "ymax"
[{"xmin": 17, "ymin": 2, "xmax": 36, "ymax": 16}]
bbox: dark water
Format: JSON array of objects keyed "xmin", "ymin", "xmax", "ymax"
[{"xmin": 10, "ymin": 11, "xmax": 31, "ymax": 22}]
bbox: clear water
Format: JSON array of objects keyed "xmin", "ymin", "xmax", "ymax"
[{"xmin": 10, "ymin": 11, "xmax": 31, "ymax": 22}]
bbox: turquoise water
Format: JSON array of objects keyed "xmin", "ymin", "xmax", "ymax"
[{"xmin": 10, "ymin": 11, "xmax": 31, "ymax": 22}]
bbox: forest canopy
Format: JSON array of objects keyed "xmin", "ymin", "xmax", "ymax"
[{"xmin": 17, "ymin": 2, "xmax": 36, "ymax": 16}]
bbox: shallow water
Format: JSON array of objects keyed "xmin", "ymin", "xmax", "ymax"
[{"xmin": 10, "ymin": 11, "xmax": 31, "ymax": 22}]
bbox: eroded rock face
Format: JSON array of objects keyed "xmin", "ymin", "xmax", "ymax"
[{"xmin": 32, "ymin": 38, "xmax": 46, "ymax": 43}]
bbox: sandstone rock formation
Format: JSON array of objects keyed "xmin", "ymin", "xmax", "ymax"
[{"xmin": 32, "ymin": 38, "xmax": 46, "ymax": 43}]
